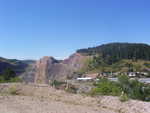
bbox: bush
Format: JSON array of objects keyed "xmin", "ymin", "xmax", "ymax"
[
  {"xmin": 0, "ymin": 76, "xmax": 5, "ymax": 83},
  {"xmin": 119, "ymin": 92, "xmax": 129, "ymax": 102},
  {"xmin": 0, "ymin": 68, "xmax": 22, "ymax": 83},
  {"xmin": 91, "ymin": 78, "xmax": 122, "ymax": 96},
  {"xmin": 65, "ymin": 84, "xmax": 77, "ymax": 94},
  {"xmin": 9, "ymin": 77, "xmax": 22, "ymax": 83},
  {"xmin": 128, "ymin": 79, "xmax": 145, "ymax": 100},
  {"xmin": 118, "ymin": 75, "xmax": 130, "ymax": 94},
  {"xmin": 3, "ymin": 68, "xmax": 16, "ymax": 81},
  {"xmin": 118, "ymin": 75, "xmax": 150, "ymax": 101},
  {"xmin": 142, "ymin": 85, "xmax": 150, "ymax": 101},
  {"xmin": 0, "ymin": 76, "xmax": 22, "ymax": 83},
  {"xmin": 91, "ymin": 75, "xmax": 150, "ymax": 102},
  {"xmin": 50, "ymin": 80, "xmax": 65, "ymax": 88},
  {"xmin": 8, "ymin": 86, "xmax": 20, "ymax": 95}
]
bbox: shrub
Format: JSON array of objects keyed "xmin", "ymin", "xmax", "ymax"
[
  {"xmin": 65, "ymin": 84, "xmax": 77, "ymax": 94},
  {"xmin": 91, "ymin": 75, "xmax": 150, "ymax": 102},
  {"xmin": 118, "ymin": 75, "xmax": 150, "ymax": 101},
  {"xmin": 0, "ymin": 76, "xmax": 5, "ymax": 83},
  {"xmin": 142, "ymin": 85, "xmax": 150, "ymax": 101},
  {"xmin": 50, "ymin": 80, "xmax": 65, "ymax": 88},
  {"xmin": 3, "ymin": 68, "xmax": 16, "ymax": 81},
  {"xmin": 128, "ymin": 79, "xmax": 145, "ymax": 100},
  {"xmin": 8, "ymin": 86, "xmax": 20, "ymax": 95},
  {"xmin": 118, "ymin": 75, "xmax": 130, "ymax": 94},
  {"xmin": 9, "ymin": 77, "xmax": 22, "ymax": 83},
  {"xmin": 91, "ymin": 78, "xmax": 122, "ymax": 96},
  {"xmin": 119, "ymin": 92, "xmax": 129, "ymax": 102},
  {"xmin": 0, "ymin": 68, "xmax": 22, "ymax": 83}
]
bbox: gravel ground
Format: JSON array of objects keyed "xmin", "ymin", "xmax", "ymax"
[
  {"xmin": 0, "ymin": 96, "xmax": 115, "ymax": 113},
  {"xmin": 0, "ymin": 83, "xmax": 149, "ymax": 113}
]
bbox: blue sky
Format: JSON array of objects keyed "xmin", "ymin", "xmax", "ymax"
[{"xmin": 0, "ymin": 0, "xmax": 150, "ymax": 60}]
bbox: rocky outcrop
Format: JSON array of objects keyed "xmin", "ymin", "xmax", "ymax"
[
  {"xmin": 34, "ymin": 56, "xmax": 57, "ymax": 84},
  {"xmin": 63, "ymin": 53, "xmax": 87, "ymax": 71},
  {"xmin": 21, "ymin": 63, "xmax": 36, "ymax": 83},
  {"xmin": 33, "ymin": 53, "xmax": 88, "ymax": 84}
]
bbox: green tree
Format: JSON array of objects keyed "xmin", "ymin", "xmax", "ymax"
[
  {"xmin": 118, "ymin": 75, "xmax": 130, "ymax": 93},
  {"xmin": 3, "ymin": 68, "xmax": 16, "ymax": 81}
]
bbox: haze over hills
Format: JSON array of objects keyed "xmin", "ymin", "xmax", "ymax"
[
  {"xmin": 0, "ymin": 57, "xmax": 35, "ymax": 74},
  {"xmin": 1, "ymin": 42, "xmax": 150, "ymax": 83}
]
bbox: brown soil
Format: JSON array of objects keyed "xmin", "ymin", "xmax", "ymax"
[{"xmin": 0, "ymin": 83, "xmax": 149, "ymax": 113}]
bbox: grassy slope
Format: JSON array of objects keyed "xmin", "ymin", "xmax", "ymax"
[{"xmin": 79, "ymin": 58, "xmax": 150, "ymax": 74}]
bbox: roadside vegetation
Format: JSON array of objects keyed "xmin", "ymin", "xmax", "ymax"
[{"xmin": 91, "ymin": 75, "xmax": 150, "ymax": 102}]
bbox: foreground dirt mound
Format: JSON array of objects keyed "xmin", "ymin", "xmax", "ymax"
[
  {"xmin": 0, "ymin": 96, "xmax": 110, "ymax": 113},
  {"xmin": 0, "ymin": 83, "xmax": 149, "ymax": 113}
]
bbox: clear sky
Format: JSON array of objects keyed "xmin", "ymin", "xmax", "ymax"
[{"xmin": 0, "ymin": 0, "xmax": 150, "ymax": 60}]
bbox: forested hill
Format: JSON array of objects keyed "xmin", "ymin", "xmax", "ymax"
[{"xmin": 77, "ymin": 43, "xmax": 150, "ymax": 61}]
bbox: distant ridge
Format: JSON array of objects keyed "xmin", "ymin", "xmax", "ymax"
[
  {"xmin": 1, "ymin": 42, "xmax": 150, "ymax": 84},
  {"xmin": 77, "ymin": 42, "xmax": 150, "ymax": 61},
  {"xmin": 0, "ymin": 57, "xmax": 35, "ymax": 75}
]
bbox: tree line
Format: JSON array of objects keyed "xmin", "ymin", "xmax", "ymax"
[{"xmin": 77, "ymin": 43, "xmax": 150, "ymax": 64}]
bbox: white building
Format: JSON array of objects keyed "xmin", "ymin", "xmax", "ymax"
[
  {"xmin": 128, "ymin": 72, "xmax": 136, "ymax": 77},
  {"xmin": 77, "ymin": 77, "xmax": 93, "ymax": 81}
]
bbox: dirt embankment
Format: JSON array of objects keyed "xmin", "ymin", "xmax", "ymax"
[{"xmin": 0, "ymin": 83, "xmax": 149, "ymax": 113}]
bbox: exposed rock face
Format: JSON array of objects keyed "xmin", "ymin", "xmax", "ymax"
[
  {"xmin": 21, "ymin": 63, "xmax": 36, "ymax": 83},
  {"xmin": 63, "ymin": 53, "xmax": 87, "ymax": 71},
  {"xmin": 34, "ymin": 56, "xmax": 58, "ymax": 84},
  {"xmin": 33, "ymin": 53, "xmax": 88, "ymax": 84}
]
